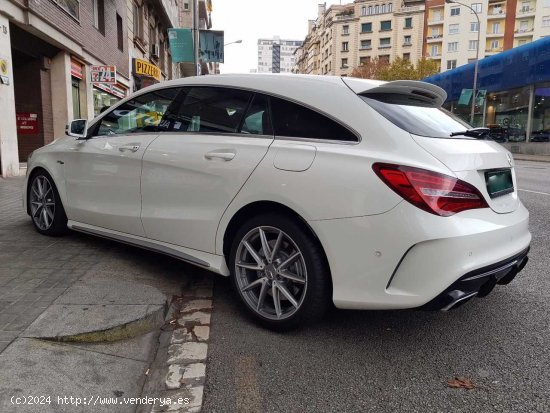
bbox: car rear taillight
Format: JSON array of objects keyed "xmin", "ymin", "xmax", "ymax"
[{"xmin": 372, "ymin": 163, "xmax": 488, "ymax": 217}]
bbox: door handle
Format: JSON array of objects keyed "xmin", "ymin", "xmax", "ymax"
[
  {"xmin": 205, "ymin": 150, "xmax": 236, "ymax": 161},
  {"xmin": 119, "ymin": 144, "xmax": 141, "ymax": 153}
]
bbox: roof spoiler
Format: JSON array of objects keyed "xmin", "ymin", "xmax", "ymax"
[{"xmin": 343, "ymin": 79, "xmax": 447, "ymax": 108}]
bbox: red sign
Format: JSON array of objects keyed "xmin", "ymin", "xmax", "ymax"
[
  {"xmin": 71, "ymin": 58, "xmax": 83, "ymax": 79},
  {"xmin": 91, "ymin": 65, "xmax": 117, "ymax": 84},
  {"xmin": 17, "ymin": 113, "xmax": 39, "ymax": 135}
]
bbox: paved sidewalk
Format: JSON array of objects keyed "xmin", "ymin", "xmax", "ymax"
[
  {"xmin": 0, "ymin": 177, "xmax": 212, "ymax": 412},
  {"xmin": 512, "ymin": 153, "xmax": 550, "ymax": 162}
]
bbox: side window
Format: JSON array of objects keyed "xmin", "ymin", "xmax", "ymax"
[
  {"xmin": 96, "ymin": 88, "xmax": 178, "ymax": 136},
  {"xmin": 270, "ymin": 96, "xmax": 358, "ymax": 142},
  {"xmin": 163, "ymin": 87, "xmax": 252, "ymax": 133},
  {"xmin": 239, "ymin": 94, "xmax": 273, "ymax": 136}
]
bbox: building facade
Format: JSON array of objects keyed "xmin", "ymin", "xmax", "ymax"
[
  {"xmin": 294, "ymin": 0, "xmax": 425, "ymax": 76},
  {"xmin": 424, "ymin": 0, "xmax": 550, "ymax": 72},
  {"xmin": 0, "ymin": 0, "xmax": 214, "ymax": 177},
  {"xmin": 257, "ymin": 36, "xmax": 302, "ymax": 73}
]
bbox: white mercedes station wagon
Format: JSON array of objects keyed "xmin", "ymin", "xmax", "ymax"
[{"xmin": 24, "ymin": 74, "xmax": 531, "ymax": 328}]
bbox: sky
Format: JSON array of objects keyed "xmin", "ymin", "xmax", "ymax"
[{"xmin": 212, "ymin": 1, "xmax": 342, "ymax": 74}]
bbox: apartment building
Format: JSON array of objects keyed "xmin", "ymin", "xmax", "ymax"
[
  {"xmin": 257, "ymin": 36, "xmax": 303, "ymax": 73},
  {"xmin": 294, "ymin": 0, "xmax": 425, "ymax": 76},
  {"xmin": 424, "ymin": 0, "xmax": 550, "ymax": 72}
]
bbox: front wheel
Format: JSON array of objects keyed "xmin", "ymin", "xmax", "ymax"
[
  {"xmin": 229, "ymin": 213, "xmax": 331, "ymax": 329},
  {"xmin": 28, "ymin": 171, "xmax": 67, "ymax": 236}
]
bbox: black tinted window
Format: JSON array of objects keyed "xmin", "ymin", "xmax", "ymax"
[
  {"xmin": 96, "ymin": 88, "xmax": 178, "ymax": 136},
  {"xmin": 163, "ymin": 87, "xmax": 252, "ymax": 133},
  {"xmin": 270, "ymin": 96, "xmax": 358, "ymax": 142},
  {"xmin": 240, "ymin": 94, "xmax": 273, "ymax": 136},
  {"xmin": 361, "ymin": 96, "xmax": 471, "ymax": 138}
]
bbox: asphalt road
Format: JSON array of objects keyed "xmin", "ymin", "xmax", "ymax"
[{"xmin": 203, "ymin": 160, "xmax": 550, "ymax": 413}]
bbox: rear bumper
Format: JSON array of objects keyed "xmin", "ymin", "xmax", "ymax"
[{"xmin": 420, "ymin": 247, "xmax": 529, "ymax": 311}]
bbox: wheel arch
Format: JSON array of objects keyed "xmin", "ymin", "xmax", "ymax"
[{"xmin": 221, "ymin": 200, "xmax": 333, "ymax": 290}]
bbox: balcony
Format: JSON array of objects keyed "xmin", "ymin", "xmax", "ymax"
[
  {"xmin": 426, "ymin": 52, "xmax": 442, "ymax": 58},
  {"xmin": 485, "ymin": 47, "xmax": 504, "ymax": 54},
  {"xmin": 359, "ymin": 46, "xmax": 372, "ymax": 50},
  {"xmin": 514, "ymin": 28, "xmax": 534, "ymax": 37},
  {"xmin": 427, "ymin": 18, "xmax": 444, "ymax": 26},
  {"xmin": 486, "ymin": 31, "xmax": 505, "ymax": 38},
  {"xmin": 487, "ymin": 10, "xmax": 506, "ymax": 19},
  {"xmin": 335, "ymin": 13, "xmax": 355, "ymax": 21},
  {"xmin": 426, "ymin": 34, "xmax": 443, "ymax": 43},
  {"xmin": 516, "ymin": 8, "xmax": 536, "ymax": 18}
]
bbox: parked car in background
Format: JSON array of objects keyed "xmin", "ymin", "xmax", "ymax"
[
  {"xmin": 531, "ymin": 130, "xmax": 550, "ymax": 142},
  {"xmin": 507, "ymin": 124, "xmax": 527, "ymax": 142},
  {"xmin": 23, "ymin": 75, "xmax": 531, "ymax": 329},
  {"xmin": 486, "ymin": 124, "xmax": 507, "ymax": 142}
]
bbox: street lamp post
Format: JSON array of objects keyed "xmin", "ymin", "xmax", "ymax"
[
  {"xmin": 446, "ymin": 0, "xmax": 480, "ymax": 125},
  {"xmin": 224, "ymin": 40, "xmax": 243, "ymax": 46}
]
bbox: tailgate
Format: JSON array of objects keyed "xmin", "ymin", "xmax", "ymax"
[{"xmin": 412, "ymin": 135, "xmax": 519, "ymax": 214}]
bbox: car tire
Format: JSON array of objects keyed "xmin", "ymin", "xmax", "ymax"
[
  {"xmin": 229, "ymin": 212, "xmax": 331, "ymax": 330},
  {"xmin": 28, "ymin": 170, "xmax": 67, "ymax": 236}
]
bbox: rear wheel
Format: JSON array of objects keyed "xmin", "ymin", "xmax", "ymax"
[
  {"xmin": 28, "ymin": 171, "xmax": 67, "ymax": 236},
  {"xmin": 229, "ymin": 213, "xmax": 331, "ymax": 329}
]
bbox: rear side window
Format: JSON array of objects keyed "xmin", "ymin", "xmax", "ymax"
[
  {"xmin": 163, "ymin": 87, "xmax": 253, "ymax": 133},
  {"xmin": 270, "ymin": 96, "xmax": 358, "ymax": 142},
  {"xmin": 361, "ymin": 96, "xmax": 470, "ymax": 138},
  {"xmin": 240, "ymin": 94, "xmax": 273, "ymax": 136}
]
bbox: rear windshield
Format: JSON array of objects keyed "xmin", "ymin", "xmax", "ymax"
[{"xmin": 360, "ymin": 96, "xmax": 471, "ymax": 138}]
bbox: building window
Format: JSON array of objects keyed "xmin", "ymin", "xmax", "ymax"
[
  {"xmin": 518, "ymin": 39, "xmax": 528, "ymax": 45},
  {"xmin": 448, "ymin": 42, "xmax": 458, "ymax": 52},
  {"xmin": 493, "ymin": 22, "xmax": 501, "ymax": 33},
  {"xmin": 446, "ymin": 60, "xmax": 457, "ymax": 70},
  {"xmin": 184, "ymin": 2, "xmax": 189, "ymax": 10},
  {"xmin": 380, "ymin": 20, "xmax": 392, "ymax": 31},
  {"xmin": 470, "ymin": 22, "xmax": 479, "ymax": 32},
  {"xmin": 403, "ymin": 53, "xmax": 410, "ymax": 60},
  {"xmin": 449, "ymin": 24, "xmax": 459, "ymax": 34},
  {"xmin": 368, "ymin": 6, "xmax": 372, "ymax": 15},
  {"xmin": 72, "ymin": 78, "xmax": 81, "ymax": 119},
  {"xmin": 133, "ymin": 2, "xmax": 144, "ymax": 41},
  {"xmin": 342, "ymin": 42, "xmax": 349, "ymax": 51},
  {"xmin": 360, "ymin": 56, "xmax": 371, "ymax": 65},
  {"xmin": 472, "ymin": 3, "xmax": 482, "ymax": 13},
  {"xmin": 490, "ymin": 40, "xmax": 500, "ymax": 49},
  {"xmin": 432, "ymin": 27, "xmax": 440, "ymax": 36},
  {"xmin": 388, "ymin": 3, "xmax": 392, "ymax": 12},
  {"xmin": 341, "ymin": 58, "xmax": 348, "ymax": 68},
  {"xmin": 360, "ymin": 39, "xmax": 372, "ymax": 49},
  {"xmin": 468, "ymin": 40, "xmax": 478, "ymax": 50},
  {"xmin": 381, "ymin": 4, "xmax": 386, "ymax": 13},
  {"xmin": 343, "ymin": 25, "xmax": 349, "ymax": 35},
  {"xmin": 380, "ymin": 37, "xmax": 391, "ymax": 47},
  {"xmin": 361, "ymin": 22, "xmax": 372, "ymax": 32},
  {"xmin": 361, "ymin": 6, "xmax": 367, "ymax": 15},
  {"xmin": 379, "ymin": 54, "xmax": 390, "ymax": 64},
  {"xmin": 520, "ymin": 20, "xmax": 529, "ymax": 31},
  {"xmin": 404, "ymin": 17, "xmax": 412, "ymax": 29},
  {"xmin": 52, "ymin": 0, "xmax": 79, "ymax": 19},
  {"xmin": 404, "ymin": 35, "xmax": 411, "ymax": 45},
  {"xmin": 375, "ymin": 5, "xmax": 379, "ymax": 14},
  {"xmin": 430, "ymin": 45, "xmax": 439, "ymax": 56},
  {"xmin": 94, "ymin": 0, "xmax": 105, "ymax": 34},
  {"xmin": 451, "ymin": 7, "xmax": 460, "ymax": 16},
  {"xmin": 543, "ymin": 16, "xmax": 550, "ymax": 27},
  {"xmin": 116, "ymin": 14, "xmax": 123, "ymax": 51}
]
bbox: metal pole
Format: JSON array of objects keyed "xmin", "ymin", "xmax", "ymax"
[
  {"xmin": 193, "ymin": 0, "xmax": 200, "ymax": 76},
  {"xmin": 471, "ymin": 10, "xmax": 480, "ymax": 125}
]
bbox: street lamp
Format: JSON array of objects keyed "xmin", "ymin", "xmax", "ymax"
[
  {"xmin": 446, "ymin": 0, "xmax": 480, "ymax": 125},
  {"xmin": 224, "ymin": 40, "xmax": 243, "ymax": 46}
]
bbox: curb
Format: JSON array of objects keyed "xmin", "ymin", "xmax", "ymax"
[{"xmin": 142, "ymin": 276, "xmax": 214, "ymax": 413}]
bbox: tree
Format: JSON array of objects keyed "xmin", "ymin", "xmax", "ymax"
[{"xmin": 351, "ymin": 57, "xmax": 440, "ymax": 81}]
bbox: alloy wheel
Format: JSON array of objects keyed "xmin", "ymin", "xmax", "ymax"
[
  {"xmin": 235, "ymin": 226, "xmax": 308, "ymax": 320},
  {"xmin": 30, "ymin": 175, "xmax": 56, "ymax": 231}
]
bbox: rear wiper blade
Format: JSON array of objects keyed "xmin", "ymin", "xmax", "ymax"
[{"xmin": 450, "ymin": 127, "xmax": 490, "ymax": 138}]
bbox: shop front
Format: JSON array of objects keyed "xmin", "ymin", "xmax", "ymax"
[
  {"xmin": 92, "ymin": 83, "xmax": 128, "ymax": 116},
  {"xmin": 132, "ymin": 58, "xmax": 161, "ymax": 91}
]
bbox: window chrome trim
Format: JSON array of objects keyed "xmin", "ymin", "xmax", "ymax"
[{"xmin": 274, "ymin": 135, "xmax": 360, "ymax": 146}]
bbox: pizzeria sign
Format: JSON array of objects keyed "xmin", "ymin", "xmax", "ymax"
[{"xmin": 91, "ymin": 65, "xmax": 117, "ymax": 84}]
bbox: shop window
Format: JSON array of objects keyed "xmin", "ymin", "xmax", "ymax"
[
  {"xmin": 72, "ymin": 78, "xmax": 82, "ymax": 119},
  {"xmin": 531, "ymin": 83, "xmax": 550, "ymax": 141},
  {"xmin": 484, "ymin": 87, "xmax": 530, "ymax": 142}
]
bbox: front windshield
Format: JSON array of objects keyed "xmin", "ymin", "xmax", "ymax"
[{"xmin": 361, "ymin": 96, "xmax": 471, "ymax": 138}]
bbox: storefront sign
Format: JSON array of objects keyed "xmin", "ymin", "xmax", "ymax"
[
  {"xmin": 133, "ymin": 59, "xmax": 161, "ymax": 81},
  {"xmin": 16, "ymin": 113, "xmax": 39, "ymax": 135},
  {"xmin": 71, "ymin": 58, "xmax": 84, "ymax": 79},
  {"xmin": 91, "ymin": 65, "xmax": 117, "ymax": 84},
  {"xmin": 168, "ymin": 29, "xmax": 194, "ymax": 63},
  {"xmin": 94, "ymin": 82, "xmax": 127, "ymax": 99},
  {"xmin": 199, "ymin": 30, "xmax": 224, "ymax": 63}
]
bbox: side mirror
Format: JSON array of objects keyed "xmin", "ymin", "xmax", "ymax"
[{"xmin": 66, "ymin": 119, "xmax": 88, "ymax": 139}]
